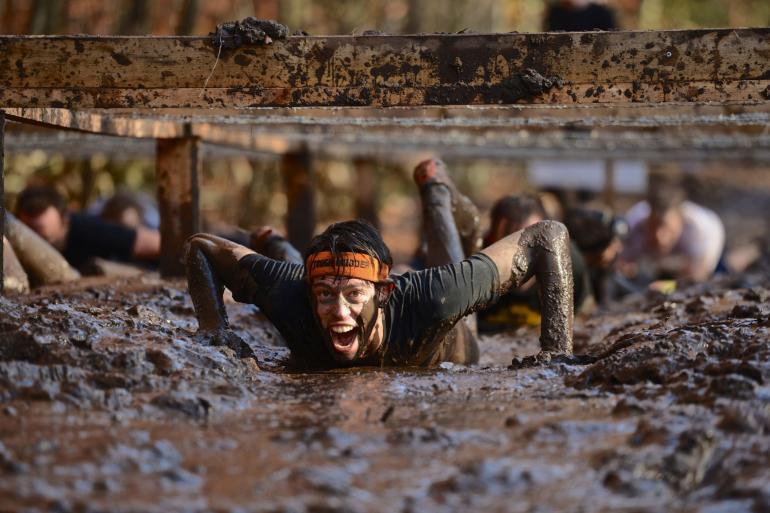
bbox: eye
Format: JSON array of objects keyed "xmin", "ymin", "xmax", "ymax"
[{"xmin": 346, "ymin": 289, "xmax": 368, "ymax": 303}]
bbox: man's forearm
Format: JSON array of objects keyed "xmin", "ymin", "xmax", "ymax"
[
  {"xmin": 483, "ymin": 221, "xmax": 574, "ymax": 354},
  {"xmin": 185, "ymin": 236, "xmax": 231, "ymax": 331}
]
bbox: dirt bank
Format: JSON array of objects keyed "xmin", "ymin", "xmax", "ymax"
[{"xmin": 1, "ymin": 273, "xmax": 769, "ymax": 512}]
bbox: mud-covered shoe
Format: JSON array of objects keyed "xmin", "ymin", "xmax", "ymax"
[
  {"xmin": 413, "ymin": 159, "xmax": 482, "ymax": 257},
  {"xmin": 250, "ymin": 226, "xmax": 302, "ymax": 264},
  {"xmin": 195, "ymin": 328, "xmax": 258, "ymax": 361}
]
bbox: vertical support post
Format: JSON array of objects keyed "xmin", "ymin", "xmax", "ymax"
[
  {"xmin": 603, "ymin": 159, "xmax": 616, "ymax": 209},
  {"xmin": 0, "ymin": 111, "xmax": 5, "ymax": 293},
  {"xmin": 156, "ymin": 125, "xmax": 200, "ymax": 277},
  {"xmin": 353, "ymin": 158, "xmax": 379, "ymax": 229},
  {"xmin": 282, "ymin": 149, "xmax": 316, "ymax": 253}
]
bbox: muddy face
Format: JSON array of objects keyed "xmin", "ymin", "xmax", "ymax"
[{"xmin": 310, "ymin": 276, "xmax": 380, "ymax": 362}]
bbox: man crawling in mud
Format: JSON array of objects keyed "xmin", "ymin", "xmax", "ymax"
[{"xmin": 185, "ymin": 159, "xmax": 574, "ymax": 368}]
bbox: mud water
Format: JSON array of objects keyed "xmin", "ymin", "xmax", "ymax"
[{"xmin": 1, "ymin": 274, "xmax": 769, "ymax": 512}]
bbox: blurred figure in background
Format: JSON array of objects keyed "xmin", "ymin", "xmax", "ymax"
[
  {"xmin": 15, "ymin": 185, "xmax": 160, "ymax": 271},
  {"xmin": 619, "ymin": 174, "xmax": 725, "ymax": 287},
  {"xmin": 91, "ymin": 188, "xmax": 160, "ymax": 230},
  {"xmin": 565, "ymin": 205, "xmax": 637, "ymax": 306},
  {"xmin": 544, "ymin": 0, "xmax": 618, "ymax": 31},
  {"xmin": 478, "ymin": 194, "xmax": 593, "ymax": 332}
]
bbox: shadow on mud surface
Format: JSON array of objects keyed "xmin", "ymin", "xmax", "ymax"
[{"xmin": 0, "ymin": 274, "xmax": 769, "ymax": 512}]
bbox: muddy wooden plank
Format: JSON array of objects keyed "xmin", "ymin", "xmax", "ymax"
[
  {"xmin": 0, "ymin": 29, "xmax": 767, "ymax": 108},
  {"xmin": 2, "ymin": 108, "xmax": 184, "ymax": 138},
  {"xmin": 6, "ymin": 119, "xmax": 770, "ymax": 163},
  {"xmin": 0, "ymin": 81, "xmax": 767, "ymax": 108},
  {"xmin": 6, "ymin": 104, "xmax": 770, "ymax": 140},
  {"xmin": 23, "ymin": 102, "xmax": 769, "ymax": 124},
  {"xmin": 3, "ymin": 103, "xmax": 770, "ymax": 141},
  {"xmin": 353, "ymin": 158, "xmax": 379, "ymax": 229},
  {"xmin": 282, "ymin": 150, "xmax": 315, "ymax": 253},
  {"xmin": 156, "ymin": 133, "xmax": 200, "ymax": 276}
]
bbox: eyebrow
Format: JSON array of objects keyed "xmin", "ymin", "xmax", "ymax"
[{"xmin": 312, "ymin": 282, "xmax": 369, "ymax": 292}]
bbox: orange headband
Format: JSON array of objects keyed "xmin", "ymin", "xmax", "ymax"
[{"xmin": 305, "ymin": 251, "xmax": 390, "ymax": 282}]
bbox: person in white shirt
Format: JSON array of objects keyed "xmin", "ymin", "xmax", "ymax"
[{"xmin": 620, "ymin": 177, "xmax": 725, "ymax": 283}]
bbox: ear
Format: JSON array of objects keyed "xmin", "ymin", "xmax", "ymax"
[{"xmin": 375, "ymin": 279, "xmax": 395, "ymax": 305}]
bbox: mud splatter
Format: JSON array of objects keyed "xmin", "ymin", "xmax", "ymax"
[{"xmin": 209, "ymin": 18, "xmax": 289, "ymax": 49}]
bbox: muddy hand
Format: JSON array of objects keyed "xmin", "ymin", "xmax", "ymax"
[
  {"xmin": 196, "ymin": 328, "xmax": 258, "ymax": 361},
  {"xmin": 509, "ymin": 352, "xmax": 595, "ymax": 369}
]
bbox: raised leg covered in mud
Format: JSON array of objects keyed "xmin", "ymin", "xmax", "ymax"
[{"xmin": 414, "ymin": 159, "xmax": 481, "ymax": 364}]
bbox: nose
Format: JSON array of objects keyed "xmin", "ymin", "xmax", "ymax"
[{"xmin": 330, "ymin": 295, "xmax": 351, "ymax": 318}]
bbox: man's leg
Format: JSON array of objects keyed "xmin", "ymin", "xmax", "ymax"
[
  {"xmin": 414, "ymin": 159, "xmax": 481, "ymax": 266},
  {"xmin": 413, "ymin": 159, "xmax": 481, "ymax": 364},
  {"xmin": 250, "ymin": 226, "xmax": 303, "ymax": 264}
]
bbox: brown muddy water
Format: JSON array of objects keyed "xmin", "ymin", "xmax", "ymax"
[{"xmin": 1, "ymin": 274, "xmax": 769, "ymax": 513}]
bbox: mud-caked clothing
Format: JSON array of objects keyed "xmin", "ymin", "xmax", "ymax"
[{"xmin": 234, "ymin": 252, "xmax": 500, "ymax": 368}]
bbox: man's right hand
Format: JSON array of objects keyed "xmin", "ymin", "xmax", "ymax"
[{"xmin": 195, "ymin": 328, "xmax": 258, "ymax": 361}]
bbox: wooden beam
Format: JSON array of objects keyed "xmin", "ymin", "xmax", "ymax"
[
  {"xmin": 156, "ymin": 131, "xmax": 200, "ymax": 276},
  {"xmin": 1, "ymin": 29, "xmax": 768, "ymax": 108},
  {"xmin": 2, "ymin": 108, "xmax": 184, "ymax": 138},
  {"xmin": 353, "ymin": 158, "xmax": 379, "ymax": 229},
  {"xmin": 5, "ymin": 105, "xmax": 770, "ymax": 140},
  {"xmin": 5, "ymin": 120, "xmax": 770, "ymax": 163},
  {"xmin": 282, "ymin": 150, "xmax": 315, "ymax": 253},
  {"xmin": 603, "ymin": 160, "xmax": 615, "ymax": 209}
]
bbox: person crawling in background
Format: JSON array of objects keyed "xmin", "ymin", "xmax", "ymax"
[
  {"xmin": 4, "ymin": 186, "xmax": 164, "ymax": 291},
  {"xmin": 15, "ymin": 185, "xmax": 160, "ymax": 270},
  {"xmin": 478, "ymin": 195, "xmax": 593, "ymax": 333},
  {"xmin": 619, "ymin": 173, "xmax": 725, "ymax": 289},
  {"xmin": 184, "ymin": 159, "xmax": 575, "ymax": 369}
]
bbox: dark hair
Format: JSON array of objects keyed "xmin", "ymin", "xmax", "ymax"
[
  {"xmin": 101, "ymin": 191, "xmax": 146, "ymax": 226},
  {"xmin": 647, "ymin": 172, "xmax": 685, "ymax": 214},
  {"xmin": 15, "ymin": 185, "xmax": 67, "ymax": 218},
  {"xmin": 565, "ymin": 206, "xmax": 628, "ymax": 252},
  {"xmin": 304, "ymin": 219, "xmax": 392, "ymax": 271},
  {"xmin": 490, "ymin": 195, "xmax": 546, "ymax": 225}
]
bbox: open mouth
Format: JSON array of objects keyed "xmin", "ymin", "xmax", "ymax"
[{"xmin": 329, "ymin": 325, "xmax": 359, "ymax": 355}]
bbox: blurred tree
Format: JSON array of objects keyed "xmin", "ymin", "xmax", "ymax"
[
  {"xmin": 117, "ymin": 0, "xmax": 149, "ymax": 34},
  {"xmin": 2, "ymin": 0, "xmax": 769, "ymax": 35},
  {"xmin": 176, "ymin": 0, "xmax": 199, "ymax": 35},
  {"xmin": 28, "ymin": 0, "xmax": 67, "ymax": 33}
]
